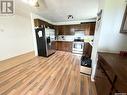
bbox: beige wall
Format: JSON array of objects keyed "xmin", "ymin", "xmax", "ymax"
[
  {"xmin": 0, "ymin": 11, "xmax": 34, "ymax": 61},
  {"xmin": 91, "ymin": 0, "xmax": 127, "ymax": 79},
  {"xmin": 98, "ymin": 0, "xmax": 127, "ymax": 52}
]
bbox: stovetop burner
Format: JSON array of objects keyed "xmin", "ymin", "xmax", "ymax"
[{"xmin": 74, "ymin": 39, "xmax": 84, "ymax": 42}]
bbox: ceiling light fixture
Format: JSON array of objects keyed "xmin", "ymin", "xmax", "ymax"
[{"xmin": 68, "ymin": 15, "xmax": 74, "ymax": 20}]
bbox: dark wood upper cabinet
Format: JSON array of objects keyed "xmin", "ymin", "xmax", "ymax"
[
  {"xmin": 56, "ymin": 25, "xmax": 75, "ymax": 35},
  {"xmin": 34, "ymin": 19, "xmax": 96, "ymax": 35},
  {"xmin": 82, "ymin": 23, "xmax": 96, "ymax": 35},
  {"xmin": 120, "ymin": 5, "xmax": 127, "ymax": 33},
  {"xmin": 56, "ymin": 22, "xmax": 96, "ymax": 35},
  {"xmin": 62, "ymin": 25, "xmax": 74, "ymax": 35},
  {"xmin": 34, "ymin": 19, "xmax": 55, "ymax": 29}
]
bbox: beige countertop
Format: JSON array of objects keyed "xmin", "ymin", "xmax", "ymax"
[
  {"xmin": 54, "ymin": 40, "xmax": 73, "ymax": 42},
  {"xmin": 54, "ymin": 40, "xmax": 93, "ymax": 46}
]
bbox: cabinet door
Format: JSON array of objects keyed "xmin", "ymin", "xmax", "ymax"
[
  {"xmin": 95, "ymin": 62, "xmax": 112, "ymax": 95},
  {"xmin": 63, "ymin": 25, "xmax": 75, "ymax": 35},
  {"xmin": 84, "ymin": 24, "xmax": 91, "ymax": 35},
  {"xmin": 58, "ymin": 26, "xmax": 64, "ymax": 35},
  {"xmin": 63, "ymin": 25, "xmax": 69, "ymax": 35},
  {"xmin": 56, "ymin": 41, "xmax": 62, "ymax": 50},
  {"xmin": 63, "ymin": 42, "xmax": 72, "ymax": 52},
  {"xmin": 51, "ymin": 41, "xmax": 57, "ymax": 50},
  {"xmin": 81, "ymin": 23, "xmax": 95, "ymax": 35},
  {"xmin": 63, "ymin": 42, "xmax": 68, "ymax": 51},
  {"xmin": 69, "ymin": 25, "xmax": 76, "ymax": 35},
  {"xmin": 89, "ymin": 23, "xmax": 96, "ymax": 35},
  {"xmin": 98, "ymin": 56, "xmax": 116, "ymax": 83},
  {"xmin": 56, "ymin": 41, "xmax": 72, "ymax": 52},
  {"xmin": 73, "ymin": 24, "xmax": 82, "ymax": 30},
  {"xmin": 68, "ymin": 42, "xmax": 73, "ymax": 52}
]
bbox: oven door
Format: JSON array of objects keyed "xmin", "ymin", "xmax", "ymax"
[{"xmin": 72, "ymin": 42, "xmax": 84, "ymax": 54}]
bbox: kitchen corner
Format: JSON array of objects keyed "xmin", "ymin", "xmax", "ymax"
[
  {"xmin": 54, "ymin": 35, "xmax": 94, "ymax": 53},
  {"xmin": 34, "ymin": 19, "xmax": 95, "ymax": 56}
]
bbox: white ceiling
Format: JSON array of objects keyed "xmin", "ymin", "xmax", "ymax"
[
  {"xmin": 37, "ymin": 0, "xmax": 99, "ymax": 22},
  {"xmin": 16, "ymin": 0, "xmax": 99, "ymax": 23}
]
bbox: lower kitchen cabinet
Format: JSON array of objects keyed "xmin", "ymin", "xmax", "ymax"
[
  {"xmin": 54, "ymin": 41, "xmax": 73, "ymax": 52},
  {"xmin": 95, "ymin": 60, "xmax": 112, "ymax": 95},
  {"xmin": 51, "ymin": 41, "xmax": 57, "ymax": 50},
  {"xmin": 95, "ymin": 52, "xmax": 127, "ymax": 95}
]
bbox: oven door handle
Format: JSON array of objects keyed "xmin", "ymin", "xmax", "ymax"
[
  {"xmin": 73, "ymin": 43, "xmax": 75, "ymax": 48},
  {"xmin": 81, "ymin": 44, "xmax": 83, "ymax": 49},
  {"xmin": 74, "ymin": 44, "xmax": 76, "ymax": 48}
]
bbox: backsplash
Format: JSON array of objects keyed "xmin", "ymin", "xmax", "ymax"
[
  {"xmin": 84, "ymin": 36, "xmax": 94, "ymax": 42},
  {"xmin": 57, "ymin": 35, "xmax": 94, "ymax": 42},
  {"xmin": 57, "ymin": 35, "xmax": 74, "ymax": 41}
]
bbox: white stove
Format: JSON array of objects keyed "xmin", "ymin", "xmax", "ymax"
[{"xmin": 72, "ymin": 41, "xmax": 84, "ymax": 54}]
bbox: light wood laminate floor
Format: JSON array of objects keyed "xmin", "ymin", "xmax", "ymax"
[{"xmin": 0, "ymin": 51, "xmax": 95, "ymax": 95}]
